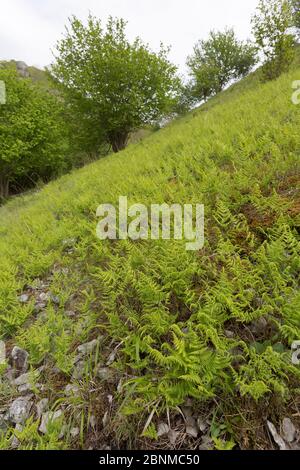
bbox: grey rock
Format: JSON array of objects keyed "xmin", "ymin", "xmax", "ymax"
[
  {"xmin": 73, "ymin": 354, "xmax": 83, "ymax": 365},
  {"xmin": 290, "ymin": 442, "xmax": 300, "ymax": 450},
  {"xmin": 39, "ymin": 410, "xmax": 63, "ymax": 434},
  {"xmin": 72, "ymin": 361, "xmax": 86, "ymax": 380},
  {"xmin": 186, "ymin": 417, "xmax": 199, "ymax": 438},
  {"xmin": 197, "ymin": 418, "xmax": 209, "ymax": 433},
  {"xmin": 11, "ymin": 424, "xmax": 23, "ymax": 449},
  {"xmin": 36, "ymin": 398, "xmax": 49, "ymax": 419},
  {"xmin": 96, "ymin": 367, "xmax": 115, "ymax": 383},
  {"xmin": 267, "ymin": 420, "xmax": 287, "ymax": 451},
  {"xmin": 168, "ymin": 429, "xmax": 179, "ymax": 446},
  {"xmin": 4, "ymin": 365, "xmax": 16, "ymax": 382},
  {"xmin": 182, "ymin": 406, "xmax": 193, "ymax": 418},
  {"xmin": 102, "ymin": 411, "xmax": 109, "ymax": 428},
  {"xmin": 64, "ymin": 384, "xmax": 80, "ymax": 397},
  {"xmin": 11, "ymin": 347, "xmax": 29, "ymax": 373},
  {"xmin": 77, "ymin": 339, "xmax": 99, "ymax": 356},
  {"xmin": 0, "ymin": 413, "xmax": 8, "ymax": 432},
  {"xmin": 186, "ymin": 425, "xmax": 199, "ymax": 438},
  {"xmin": 33, "ymin": 302, "xmax": 47, "ymax": 314},
  {"xmin": 19, "ymin": 294, "xmax": 29, "ymax": 304},
  {"xmin": 117, "ymin": 379, "xmax": 123, "ymax": 393},
  {"xmin": 184, "ymin": 398, "xmax": 193, "ymax": 407},
  {"xmin": 199, "ymin": 435, "xmax": 213, "ymax": 450},
  {"xmin": 16, "ymin": 61, "xmax": 29, "ymax": 77},
  {"xmin": 66, "ymin": 310, "xmax": 76, "ymax": 318},
  {"xmin": 107, "ymin": 394, "xmax": 113, "ymax": 405},
  {"xmin": 11, "ymin": 436, "xmax": 20, "ymax": 449},
  {"xmin": 282, "ymin": 418, "xmax": 297, "ymax": 443},
  {"xmin": 9, "ymin": 397, "xmax": 32, "ymax": 424},
  {"xmin": 106, "ymin": 350, "xmax": 116, "ymax": 366},
  {"xmin": 157, "ymin": 422, "xmax": 169, "ymax": 437},
  {"xmin": 225, "ymin": 330, "xmax": 235, "ymax": 339},
  {"xmin": 38, "ymin": 292, "xmax": 50, "ymax": 303},
  {"xmin": 89, "ymin": 415, "xmax": 96, "ymax": 428},
  {"xmin": 50, "ymin": 294, "xmax": 60, "ymax": 305},
  {"xmin": 17, "ymin": 384, "xmax": 33, "ymax": 394},
  {"xmin": 70, "ymin": 427, "xmax": 80, "ymax": 438},
  {"xmin": 14, "ymin": 370, "xmax": 39, "ymax": 387}
]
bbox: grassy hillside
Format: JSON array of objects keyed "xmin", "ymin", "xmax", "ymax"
[
  {"xmin": 0, "ymin": 60, "xmax": 51, "ymax": 88},
  {"xmin": 0, "ymin": 63, "xmax": 299, "ymax": 450}
]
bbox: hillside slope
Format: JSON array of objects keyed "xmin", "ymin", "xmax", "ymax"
[
  {"xmin": 0, "ymin": 64, "xmax": 299, "ymax": 450},
  {"xmin": 0, "ymin": 60, "xmax": 51, "ymax": 90}
]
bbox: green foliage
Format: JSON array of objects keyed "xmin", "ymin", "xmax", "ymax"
[
  {"xmin": 0, "ymin": 416, "xmax": 67, "ymax": 450},
  {"xmin": 0, "ymin": 57, "xmax": 299, "ymax": 449},
  {"xmin": 252, "ymin": 0, "xmax": 296, "ymax": 80},
  {"xmin": 291, "ymin": 0, "xmax": 300, "ymax": 32},
  {"xmin": 0, "ymin": 67, "xmax": 68, "ymax": 200},
  {"xmin": 234, "ymin": 347, "xmax": 300, "ymax": 400},
  {"xmin": 51, "ymin": 15, "xmax": 180, "ymax": 153},
  {"xmin": 187, "ymin": 29, "xmax": 257, "ymax": 101}
]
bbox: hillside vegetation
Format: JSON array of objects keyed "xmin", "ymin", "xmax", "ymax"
[{"xmin": 0, "ymin": 61, "xmax": 299, "ymax": 450}]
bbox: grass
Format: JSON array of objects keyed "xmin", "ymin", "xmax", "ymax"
[{"xmin": 0, "ymin": 60, "xmax": 299, "ymax": 450}]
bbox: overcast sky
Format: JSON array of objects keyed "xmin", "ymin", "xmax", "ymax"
[{"xmin": 0, "ymin": 0, "xmax": 259, "ymax": 74}]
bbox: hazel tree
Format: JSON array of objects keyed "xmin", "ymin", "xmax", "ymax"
[{"xmin": 51, "ymin": 16, "xmax": 180, "ymax": 153}]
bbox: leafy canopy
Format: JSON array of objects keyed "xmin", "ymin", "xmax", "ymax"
[
  {"xmin": 187, "ymin": 29, "xmax": 257, "ymax": 101},
  {"xmin": 0, "ymin": 67, "xmax": 67, "ymax": 199},
  {"xmin": 252, "ymin": 0, "xmax": 295, "ymax": 80},
  {"xmin": 51, "ymin": 16, "xmax": 180, "ymax": 153},
  {"xmin": 290, "ymin": 0, "xmax": 300, "ymax": 33}
]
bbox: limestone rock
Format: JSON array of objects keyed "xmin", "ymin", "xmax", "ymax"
[
  {"xmin": 19, "ymin": 294, "xmax": 29, "ymax": 304},
  {"xmin": 16, "ymin": 61, "xmax": 29, "ymax": 78},
  {"xmin": 36, "ymin": 398, "xmax": 49, "ymax": 419},
  {"xmin": 157, "ymin": 422, "xmax": 169, "ymax": 437},
  {"xmin": 282, "ymin": 418, "xmax": 297, "ymax": 443},
  {"xmin": 64, "ymin": 384, "xmax": 80, "ymax": 397},
  {"xmin": 11, "ymin": 347, "xmax": 29, "ymax": 373},
  {"xmin": 96, "ymin": 367, "xmax": 115, "ymax": 383},
  {"xmin": 70, "ymin": 427, "xmax": 79, "ymax": 438},
  {"xmin": 72, "ymin": 361, "xmax": 86, "ymax": 380},
  {"xmin": 77, "ymin": 338, "xmax": 101, "ymax": 356},
  {"xmin": 9, "ymin": 397, "xmax": 32, "ymax": 424},
  {"xmin": 14, "ymin": 370, "xmax": 39, "ymax": 387},
  {"xmin": 39, "ymin": 410, "xmax": 63, "ymax": 435}
]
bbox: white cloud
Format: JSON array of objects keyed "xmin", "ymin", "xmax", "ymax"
[{"xmin": 0, "ymin": 0, "xmax": 259, "ymax": 73}]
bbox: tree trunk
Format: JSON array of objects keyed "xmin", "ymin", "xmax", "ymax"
[
  {"xmin": 109, "ymin": 131, "xmax": 129, "ymax": 153},
  {"xmin": 0, "ymin": 173, "xmax": 10, "ymax": 201}
]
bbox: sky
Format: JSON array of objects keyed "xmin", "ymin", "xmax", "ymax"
[{"xmin": 0, "ymin": 0, "xmax": 259, "ymax": 74}]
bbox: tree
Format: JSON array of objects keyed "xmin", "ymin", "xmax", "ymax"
[
  {"xmin": 51, "ymin": 16, "xmax": 180, "ymax": 153},
  {"xmin": 187, "ymin": 29, "xmax": 257, "ymax": 102},
  {"xmin": 0, "ymin": 67, "xmax": 68, "ymax": 199},
  {"xmin": 252, "ymin": 0, "xmax": 295, "ymax": 80},
  {"xmin": 172, "ymin": 81, "xmax": 197, "ymax": 115},
  {"xmin": 290, "ymin": 0, "xmax": 300, "ymax": 33}
]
